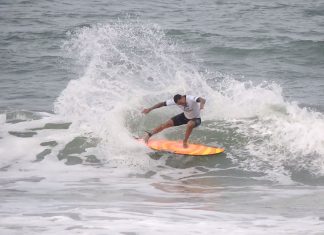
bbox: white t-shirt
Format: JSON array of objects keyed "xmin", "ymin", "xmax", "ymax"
[{"xmin": 165, "ymin": 95, "xmax": 201, "ymax": 119}]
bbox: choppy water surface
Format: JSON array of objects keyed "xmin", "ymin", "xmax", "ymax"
[{"xmin": 0, "ymin": 0, "xmax": 324, "ymax": 234}]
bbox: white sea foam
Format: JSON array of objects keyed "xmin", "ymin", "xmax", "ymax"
[
  {"xmin": 54, "ymin": 23, "xmax": 209, "ymax": 161},
  {"xmin": 51, "ymin": 22, "xmax": 324, "ymax": 177},
  {"xmin": 209, "ymin": 78, "xmax": 324, "ymax": 175},
  {"xmin": 0, "ymin": 200, "xmax": 323, "ymax": 235},
  {"xmin": 0, "ymin": 113, "xmax": 6, "ymax": 124}
]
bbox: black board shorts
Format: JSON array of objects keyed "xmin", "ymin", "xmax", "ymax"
[{"xmin": 171, "ymin": 113, "xmax": 201, "ymax": 127}]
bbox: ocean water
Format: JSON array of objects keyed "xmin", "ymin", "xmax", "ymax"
[{"xmin": 1, "ymin": 0, "xmax": 324, "ymax": 234}]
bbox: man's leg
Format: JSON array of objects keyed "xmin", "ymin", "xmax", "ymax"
[
  {"xmin": 144, "ymin": 119, "xmax": 174, "ymax": 142},
  {"xmin": 183, "ymin": 120, "xmax": 196, "ymax": 148}
]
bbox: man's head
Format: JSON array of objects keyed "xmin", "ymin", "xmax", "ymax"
[{"xmin": 173, "ymin": 94, "xmax": 186, "ymax": 105}]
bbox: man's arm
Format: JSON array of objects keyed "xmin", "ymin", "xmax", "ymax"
[
  {"xmin": 197, "ymin": 97, "xmax": 206, "ymax": 110},
  {"xmin": 142, "ymin": 102, "xmax": 166, "ymax": 114}
]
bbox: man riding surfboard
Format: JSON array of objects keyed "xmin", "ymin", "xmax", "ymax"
[{"xmin": 142, "ymin": 94, "xmax": 206, "ymax": 148}]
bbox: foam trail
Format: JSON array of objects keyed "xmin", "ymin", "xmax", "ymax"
[{"xmin": 210, "ymin": 78, "xmax": 324, "ymax": 175}]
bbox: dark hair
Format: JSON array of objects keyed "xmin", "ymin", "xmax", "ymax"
[{"xmin": 173, "ymin": 94, "xmax": 182, "ymax": 103}]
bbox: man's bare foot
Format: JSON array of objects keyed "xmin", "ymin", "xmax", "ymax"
[
  {"xmin": 143, "ymin": 133, "xmax": 150, "ymax": 143},
  {"xmin": 143, "ymin": 131, "xmax": 152, "ymax": 143},
  {"xmin": 183, "ymin": 141, "xmax": 188, "ymax": 148}
]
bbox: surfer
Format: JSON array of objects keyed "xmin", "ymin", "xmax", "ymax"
[{"xmin": 142, "ymin": 94, "xmax": 206, "ymax": 148}]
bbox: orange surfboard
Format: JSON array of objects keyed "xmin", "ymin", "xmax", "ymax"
[{"xmin": 144, "ymin": 139, "xmax": 224, "ymax": 156}]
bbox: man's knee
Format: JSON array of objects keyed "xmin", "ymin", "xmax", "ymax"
[
  {"xmin": 187, "ymin": 120, "xmax": 195, "ymax": 128},
  {"xmin": 167, "ymin": 119, "xmax": 174, "ymax": 127}
]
